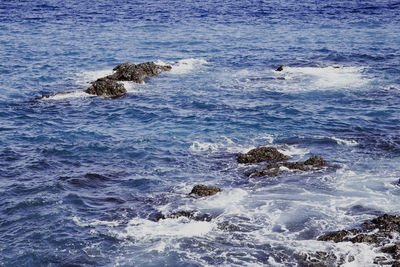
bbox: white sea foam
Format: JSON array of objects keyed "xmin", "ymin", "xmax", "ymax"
[
  {"xmin": 114, "ymin": 217, "xmax": 215, "ymax": 240},
  {"xmin": 190, "ymin": 134, "xmax": 276, "ymax": 155},
  {"xmin": 383, "ymin": 84, "xmax": 400, "ymax": 91},
  {"xmin": 279, "ymin": 144, "xmax": 310, "ymax": 158},
  {"xmin": 189, "ymin": 136, "xmax": 249, "ymax": 154},
  {"xmin": 76, "ymin": 69, "xmax": 113, "ymax": 86},
  {"xmin": 331, "ymin": 137, "xmax": 358, "ymax": 147},
  {"xmin": 72, "ymin": 216, "xmax": 119, "ymax": 227},
  {"xmin": 169, "ymin": 58, "xmax": 208, "ymax": 74},
  {"xmin": 277, "ymin": 66, "xmax": 369, "ymax": 90},
  {"xmin": 42, "ymin": 90, "xmax": 94, "ymax": 100}
]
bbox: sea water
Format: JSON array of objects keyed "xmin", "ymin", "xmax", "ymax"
[{"xmin": 0, "ymin": 0, "xmax": 399, "ymax": 266}]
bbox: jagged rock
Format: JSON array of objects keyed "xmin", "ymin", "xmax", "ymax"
[
  {"xmin": 365, "ymin": 214, "xmax": 400, "ymax": 232},
  {"xmin": 107, "ymin": 62, "xmax": 172, "ymax": 83},
  {"xmin": 318, "ymin": 214, "xmax": 400, "ymax": 265},
  {"xmin": 189, "ymin": 184, "xmax": 222, "ymax": 197},
  {"xmin": 246, "ymin": 157, "xmax": 327, "ymax": 178},
  {"xmin": 276, "ymin": 65, "xmax": 286, "ymax": 71},
  {"xmin": 304, "ymin": 156, "xmax": 327, "ymax": 167},
  {"xmin": 282, "ymin": 162, "xmax": 307, "ymax": 171},
  {"xmin": 349, "ymin": 233, "xmax": 380, "ymax": 243},
  {"xmin": 318, "ymin": 230, "xmax": 357, "ymax": 243},
  {"xmin": 84, "ymin": 78, "xmax": 127, "ymax": 98},
  {"xmin": 238, "ymin": 147, "xmax": 289, "ymax": 164}
]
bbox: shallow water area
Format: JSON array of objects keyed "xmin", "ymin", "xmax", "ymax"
[{"xmin": 1, "ymin": 0, "xmax": 400, "ymax": 266}]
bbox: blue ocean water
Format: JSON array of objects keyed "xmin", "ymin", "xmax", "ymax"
[{"xmin": 0, "ymin": 0, "xmax": 399, "ymax": 266}]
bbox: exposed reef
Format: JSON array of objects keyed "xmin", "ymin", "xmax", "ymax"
[{"xmin": 35, "ymin": 61, "xmax": 171, "ymax": 99}]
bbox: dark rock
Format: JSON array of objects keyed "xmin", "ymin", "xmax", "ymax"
[
  {"xmin": 369, "ymin": 214, "xmax": 400, "ymax": 232},
  {"xmin": 373, "ymin": 256, "xmax": 388, "ymax": 264},
  {"xmin": 276, "ymin": 65, "xmax": 286, "ymax": 71},
  {"xmin": 107, "ymin": 62, "xmax": 172, "ymax": 84},
  {"xmin": 317, "ymin": 230, "xmax": 353, "ymax": 243},
  {"xmin": 84, "ymin": 78, "xmax": 127, "ymax": 98},
  {"xmin": 238, "ymin": 147, "xmax": 289, "ymax": 164},
  {"xmin": 381, "ymin": 244, "xmax": 400, "ymax": 256},
  {"xmin": 282, "ymin": 162, "xmax": 307, "ymax": 171},
  {"xmin": 247, "ymin": 165, "xmax": 281, "ymax": 178},
  {"xmin": 304, "ymin": 156, "xmax": 327, "ymax": 167},
  {"xmin": 349, "ymin": 233, "xmax": 379, "ymax": 243},
  {"xmin": 318, "ymin": 214, "xmax": 400, "ymax": 265},
  {"xmin": 246, "ymin": 159, "xmax": 325, "ymax": 178},
  {"xmin": 34, "ymin": 94, "xmax": 50, "ymax": 100},
  {"xmin": 189, "ymin": 184, "xmax": 222, "ymax": 197}
]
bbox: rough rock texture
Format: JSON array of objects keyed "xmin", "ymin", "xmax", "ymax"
[
  {"xmin": 304, "ymin": 156, "xmax": 328, "ymax": 167},
  {"xmin": 237, "ymin": 147, "xmax": 289, "ymax": 164},
  {"xmin": 36, "ymin": 61, "xmax": 171, "ymax": 100},
  {"xmin": 84, "ymin": 78, "xmax": 127, "ymax": 98},
  {"xmin": 189, "ymin": 184, "xmax": 222, "ymax": 197},
  {"xmin": 317, "ymin": 214, "xmax": 400, "ymax": 265},
  {"xmin": 247, "ymin": 156, "xmax": 328, "ymax": 178},
  {"xmin": 107, "ymin": 62, "xmax": 172, "ymax": 83}
]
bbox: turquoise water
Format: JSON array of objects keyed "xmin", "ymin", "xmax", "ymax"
[{"xmin": 0, "ymin": 1, "xmax": 399, "ymax": 266}]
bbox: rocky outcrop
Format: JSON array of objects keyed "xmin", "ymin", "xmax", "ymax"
[
  {"xmin": 318, "ymin": 214, "xmax": 400, "ymax": 265},
  {"xmin": 237, "ymin": 147, "xmax": 289, "ymax": 164},
  {"xmin": 106, "ymin": 62, "xmax": 172, "ymax": 84},
  {"xmin": 84, "ymin": 78, "xmax": 127, "ymax": 98},
  {"xmin": 247, "ymin": 156, "xmax": 328, "ymax": 178},
  {"xmin": 189, "ymin": 184, "xmax": 222, "ymax": 197},
  {"xmin": 36, "ymin": 61, "xmax": 172, "ymax": 100}
]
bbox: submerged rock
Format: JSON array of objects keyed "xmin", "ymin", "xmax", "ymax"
[
  {"xmin": 107, "ymin": 62, "xmax": 172, "ymax": 83},
  {"xmin": 238, "ymin": 147, "xmax": 289, "ymax": 164},
  {"xmin": 84, "ymin": 78, "xmax": 127, "ymax": 98},
  {"xmin": 189, "ymin": 184, "xmax": 222, "ymax": 197}
]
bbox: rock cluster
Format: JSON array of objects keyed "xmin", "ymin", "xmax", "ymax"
[
  {"xmin": 317, "ymin": 214, "xmax": 400, "ymax": 265},
  {"xmin": 238, "ymin": 146, "xmax": 327, "ymax": 178},
  {"xmin": 36, "ymin": 61, "xmax": 171, "ymax": 99}
]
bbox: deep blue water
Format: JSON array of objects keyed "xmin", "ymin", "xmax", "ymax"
[{"xmin": 1, "ymin": 1, "xmax": 400, "ymax": 266}]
